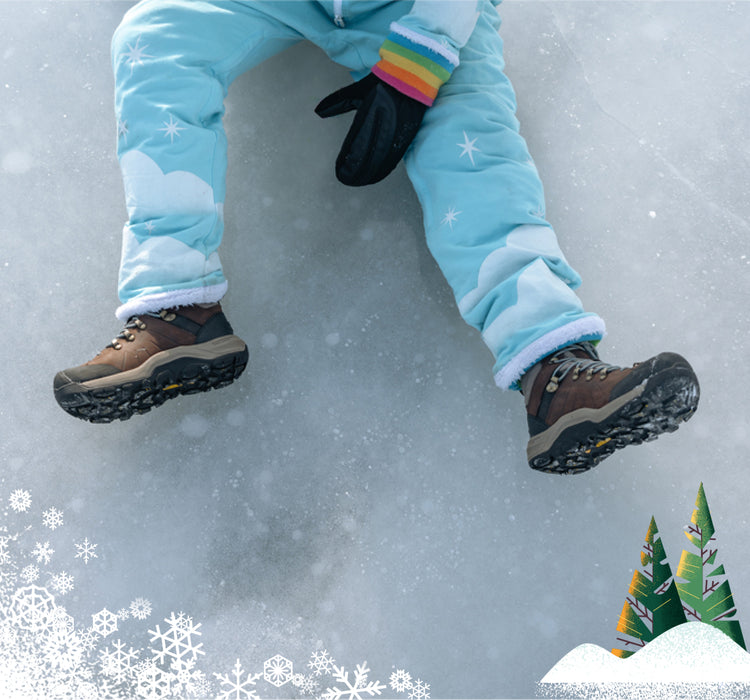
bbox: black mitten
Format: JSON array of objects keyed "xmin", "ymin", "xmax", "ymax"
[{"xmin": 315, "ymin": 73, "xmax": 427, "ymax": 187}]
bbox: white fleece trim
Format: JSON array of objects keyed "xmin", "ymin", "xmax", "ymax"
[
  {"xmin": 494, "ymin": 316, "xmax": 607, "ymax": 391},
  {"xmin": 115, "ymin": 282, "xmax": 228, "ymax": 321},
  {"xmin": 390, "ymin": 22, "xmax": 460, "ymax": 66}
]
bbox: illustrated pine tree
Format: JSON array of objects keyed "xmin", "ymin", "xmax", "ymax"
[
  {"xmin": 675, "ymin": 482, "xmax": 746, "ymax": 649},
  {"xmin": 612, "ymin": 516, "xmax": 687, "ymax": 658}
]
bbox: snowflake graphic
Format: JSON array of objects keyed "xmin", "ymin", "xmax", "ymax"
[
  {"xmin": 79, "ymin": 626, "xmax": 99, "ymax": 652},
  {"xmin": 31, "ymin": 540, "xmax": 54, "ymax": 564},
  {"xmin": 214, "ymin": 658, "xmax": 263, "ymax": 700},
  {"xmin": 100, "ymin": 639, "xmax": 140, "ymax": 684},
  {"xmin": 42, "ymin": 507, "xmax": 64, "ymax": 531},
  {"xmin": 390, "ymin": 669, "xmax": 413, "ymax": 693},
  {"xmin": 8, "ymin": 489, "xmax": 32, "ymax": 512},
  {"xmin": 0, "ymin": 535, "xmax": 10, "ymax": 566},
  {"xmin": 188, "ymin": 673, "xmax": 213, "ymax": 698},
  {"xmin": 50, "ymin": 570, "xmax": 75, "ymax": 595},
  {"xmin": 75, "ymin": 681, "xmax": 99, "ymax": 700},
  {"xmin": 134, "ymin": 658, "xmax": 172, "ymax": 698},
  {"xmin": 50, "ymin": 606, "xmax": 75, "ymax": 634},
  {"xmin": 321, "ymin": 662, "xmax": 387, "ymax": 700},
  {"xmin": 74, "ymin": 537, "xmax": 98, "ymax": 564},
  {"xmin": 92, "ymin": 607, "xmax": 119, "ymax": 637},
  {"xmin": 264, "ymin": 653, "xmax": 293, "ymax": 687},
  {"xmin": 149, "ymin": 611, "xmax": 204, "ymax": 667},
  {"xmin": 9, "ymin": 584, "xmax": 57, "ymax": 632},
  {"xmin": 292, "ymin": 672, "xmax": 306, "ymax": 686},
  {"xmin": 408, "ymin": 678, "xmax": 430, "ymax": 700},
  {"xmin": 296, "ymin": 673, "xmax": 320, "ymax": 695},
  {"xmin": 0, "ymin": 488, "xmax": 433, "ymax": 699},
  {"xmin": 130, "ymin": 596, "xmax": 153, "ymax": 620},
  {"xmin": 309, "ymin": 648, "xmax": 336, "ymax": 676},
  {"xmin": 81, "ymin": 681, "xmax": 102, "ymax": 700},
  {"xmin": 171, "ymin": 657, "xmax": 211, "ymax": 697},
  {"xmin": 173, "ymin": 610, "xmax": 193, "ymax": 632},
  {"xmin": 43, "ymin": 627, "xmax": 86, "ymax": 672},
  {"xmin": 20, "ymin": 564, "xmax": 39, "ymax": 584}
]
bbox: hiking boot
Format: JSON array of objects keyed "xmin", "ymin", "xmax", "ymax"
[
  {"xmin": 521, "ymin": 342, "xmax": 699, "ymax": 474},
  {"xmin": 54, "ymin": 303, "xmax": 248, "ymax": 423}
]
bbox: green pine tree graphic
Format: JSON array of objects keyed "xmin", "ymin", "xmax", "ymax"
[
  {"xmin": 675, "ymin": 482, "xmax": 746, "ymax": 649},
  {"xmin": 612, "ymin": 516, "xmax": 687, "ymax": 658}
]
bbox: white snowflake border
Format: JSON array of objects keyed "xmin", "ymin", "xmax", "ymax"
[{"xmin": 0, "ymin": 487, "xmax": 431, "ymax": 699}]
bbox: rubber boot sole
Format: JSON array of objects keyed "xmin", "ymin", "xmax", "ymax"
[
  {"xmin": 527, "ymin": 361, "xmax": 699, "ymax": 475},
  {"xmin": 54, "ymin": 335, "xmax": 249, "ymax": 423}
]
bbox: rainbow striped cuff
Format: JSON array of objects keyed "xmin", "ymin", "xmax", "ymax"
[{"xmin": 372, "ymin": 26, "xmax": 458, "ymax": 107}]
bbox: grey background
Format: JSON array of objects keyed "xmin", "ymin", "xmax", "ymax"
[{"xmin": 1, "ymin": 1, "xmax": 749, "ymax": 697}]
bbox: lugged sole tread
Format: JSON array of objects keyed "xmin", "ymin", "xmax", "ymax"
[
  {"xmin": 528, "ymin": 371, "xmax": 699, "ymax": 475},
  {"xmin": 56, "ymin": 351, "xmax": 248, "ymax": 423}
]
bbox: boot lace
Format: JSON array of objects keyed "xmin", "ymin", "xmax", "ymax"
[
  {"xmin": 108, "ymin": 316, "xmax": 148, "ymax": 350},
  {"xmin": 108, "ymin": 310, "xmax": 176, "ymax": 350},
  {"xmin": 545, "ymin": 342, "xmax": 621, "ymax": 393}
]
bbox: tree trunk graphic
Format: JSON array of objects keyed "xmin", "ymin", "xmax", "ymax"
[
  {"xmin": 612, "ymin": 516, "xmax": 686, "ymax": 658},
  {"xmin": 675, "ymin": 482, "xmax": 746, "ymax": 649}
]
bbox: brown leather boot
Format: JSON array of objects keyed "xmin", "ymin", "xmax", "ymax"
[
  {"xmin": 54, "ymin": 304, "xmax": 248, "ymax": 423},
  {"xmin": 521, "ymin": 342, "xmax": 699, "ymax": 474}
]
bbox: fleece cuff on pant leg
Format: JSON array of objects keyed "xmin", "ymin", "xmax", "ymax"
[
  {"xmin": 494, "ymin": 316, "xmax": 607, "ymax": 391},
  {"xmin": 115, "ymin": 282, "xmax": 228, "ymax": 321}
]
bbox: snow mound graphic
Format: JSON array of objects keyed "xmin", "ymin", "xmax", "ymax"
[{"xmin": 539, "ymin": 622, "xmax": 750, "ymax": 699}]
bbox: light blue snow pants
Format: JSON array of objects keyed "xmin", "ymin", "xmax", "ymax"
[{"xmin": 112, "ymin": 0, "xmax": 606, "ymax": 389}]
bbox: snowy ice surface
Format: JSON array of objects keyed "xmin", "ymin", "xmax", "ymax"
[{"xmin": 2, "ymin": 2, "xmax": 750, "ymax": 699}]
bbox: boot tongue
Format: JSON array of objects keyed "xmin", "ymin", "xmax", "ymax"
[
  {"xmin": 521, "ymin": 343, "xmax": 599, "ymax": 405},
  {"xmin": 522, "ymin": 345, "xmax": 584, "ymax": 402}
]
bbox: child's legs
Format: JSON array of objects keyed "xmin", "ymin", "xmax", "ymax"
[
  {"xmin": 112, "ymin": 0, "xmax": 303, "ymax": 320},
  {"xmin": 402, "ymin": 1, "xmax": 606, "ymax": 389}
]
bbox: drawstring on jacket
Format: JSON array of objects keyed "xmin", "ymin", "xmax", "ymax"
[{"xmin": 333, "ymin": 0, "xmax": 345, "ymax": 27}]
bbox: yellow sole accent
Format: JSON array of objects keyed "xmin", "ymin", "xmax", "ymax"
[{"xmin": 585, "ymin": 437, "xmax": 612, "ymax": 455}]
